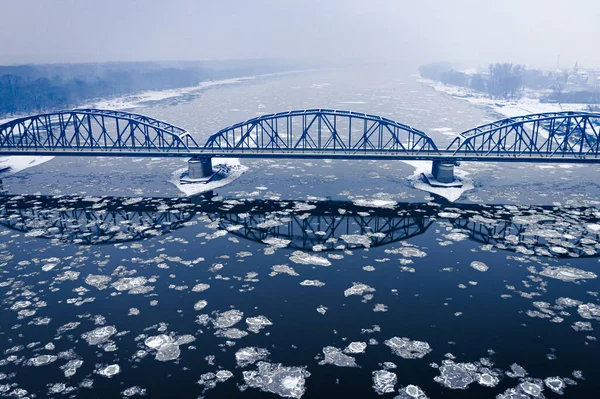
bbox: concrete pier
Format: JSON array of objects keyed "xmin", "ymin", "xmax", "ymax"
[
  {"xmin": 188, "ymin": 157, "xmax": 213, "ymax": 179},
  {"xmin": 431, "ymin": 160, "xmax": 457, "ymax": 184}
]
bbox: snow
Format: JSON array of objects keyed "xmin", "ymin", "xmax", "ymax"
[
  {"xmin": 418, "ymin": 77, "xmax": 591, "ymax": 121},
  {"xmin": 404, "ymin": 160, "xmax": 474, "ymax": 202},
  {"xmin": 170, "ymin": 158, "xmax": 248, "ymax": 196},
  {"xmin": 0, "ymin": 156, "xmax": 55, "ymax": 177}
]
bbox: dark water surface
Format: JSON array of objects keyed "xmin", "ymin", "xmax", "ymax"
[{"xmin": 0, "ymin": 67, "xmax": 599, "ymax": 398}]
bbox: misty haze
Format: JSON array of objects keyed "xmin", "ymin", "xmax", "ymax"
[{"xmin": 0, "ymin": 1, "xmax": 599, "ymax": 398}]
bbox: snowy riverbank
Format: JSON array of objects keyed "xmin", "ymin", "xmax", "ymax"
[{"xmin": 416, "ymin": 76, "xmax": 591, "ymax": 119}]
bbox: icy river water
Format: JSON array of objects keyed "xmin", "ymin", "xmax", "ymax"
[{"xmin": 1, "ymin": 66, "xmax": 600, "ymax": 398}]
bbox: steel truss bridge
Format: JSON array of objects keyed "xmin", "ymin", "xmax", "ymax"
[
  {"xmin": 0, "ymin": 109, "xmax": 599, "ymax": 164},
  {"xmin": 0, "ymin": 194, "xmax": 598, "ymax": 258}
]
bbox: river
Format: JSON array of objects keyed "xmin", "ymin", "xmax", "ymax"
[{"xmin": 0, "ymin": 66, "xmax": 598, "ymax": 398}]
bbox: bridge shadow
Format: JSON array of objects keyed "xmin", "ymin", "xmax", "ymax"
[{"xmin": 0, "ymin": 194, "xmax": 598, "ymax": 258}]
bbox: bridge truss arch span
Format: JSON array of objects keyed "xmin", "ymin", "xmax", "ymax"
[
  {"xmin": 0, "ymin": 108, "xmax": 198, "ymax": 154},
  {"xmin": 447, "ymin": 111, "xmax": 600, "ymax": 159},
  {"xmin": 203, "ymin": 109, "xmax": 439, "ymax": 156}
]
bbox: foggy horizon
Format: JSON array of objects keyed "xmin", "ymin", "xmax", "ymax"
[{"xmin": 2, "ymin": 0, "xmax": 600, "ymax": 70}]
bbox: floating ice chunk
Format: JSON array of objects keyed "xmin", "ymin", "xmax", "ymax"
[
  {"xmin": 111, "ymin": 277, "xmax": 147, "ymax": 292},
  {"xmin": 155, "ymin": 343, "xmax": 181, "ymax": 361},
  {"xmin": 215, "ymin": 328, "xmax": 248, "ymax": 339},
  {"xmin": 263, "ymin": 237, "xmax": 292, "ymax": 248},
  {"xmin": 235, "ymin": 347, "xmax": 270, "ymax": 367},
  {"xmin": 145, "ymin": 335, "xmax": 172, "ymax": 349},
  {"xmin": 344, "ymin": 282, "xmax": 375, "ymax": 297},
  {"xmin": 246, "ymin": 316, "xmax": 273, "ymax": 333},
  {"xmin": 121, "ymin": 386, "xmax": 147, "ymax": 397},
  {"xmin": 578, "ymin": 303, "xmax": 600, "ymax": 320},
  {"xmin": 316, "ymin": 306, "xmax": 327, "ymax": 315},
  {"xmin": 353, "ymin": 199, "xmax": 397, "ymax": 209},
  {"xmin": 216, "ymin": 370, "xmax": 233, "ymax": 381},
  {"xmin": 61, "ymin": 359, "xmax": 83, "ymax": 377},
  {"xmin": 344, "ymin": 342, "xmax": 367, "ymax": 354},
  {"xmin": 544, "ymin": 376, "xmax": 566, "ymax": 394},
  {"xmin": 340, "ymin": 234, "xmax": 372, "ymax": 248},
  {"xmin": 175, "ymin": 334, "xmax": 196, "ymax": 345},
  {"xmin": 192, "ymin": 283, "xmax": 210, "ymax": 292},
  {"xmin": 475, "ymin": 371, "xmax": 499, "ymax": 387},
  {"xmin": 470, "ymin": 261, "xmax": 488, "ymax": 272},
  {"xmin": 513, "ymin": 214, "xmax": 554, "ymax": 225},
  {"xmin": 540, "ymin": 266, "xmax": 596, "ymax": 281},
  {"xmin": 194, "ymin": 300, "xmax": 208, "ymax": 311},
  {"xmin": 394, "ymin": 384, "xmax": 428, "ymax": 398},
  {"xmin": 519, "ymin": 380, "xmax": 544, "ymax": 396},
  {"xmin": 374, "ymin": 304, "xmax": 388, "ymax": 312},
  {"xmin": 434, "ymin": 363, "xmax": 475, "ymax": 389},
  {"xmin": 28, "ymin": 354, "xmax": 57, "ymax": 366},
  {"xmin": 586, "ymin": 223, "xmax": 600, "ymax": 232},
  {"xmin": 385, "ymin": 337, "xmax": 431, "ymax": 359},
  {"xmin": 438, "ymin": 212, "xmax": 461, "ymax": 218},
  {"xmin": 506, "ymin": 363, "xmax": 527, "ymax": 378},
  {"xmin": 289, "ymin": 251, "xmax": 331, "ymax": 267},
  {"xmin": 270, "ymin": 265, "xmax": 299, "ymax": 277},
  {"xmin": 444, "ymin": 232, "xmax": 469, "ymax": 241},
  {"xmin": 572, "ymin": 321, "xmax": 593, "ymax": 331},
  {"xmin": 318, "ymin": 347, "xmax": 358, "ymax": 367},
  {"xmin": 243, "ymin": 362, "xmax": 310, "ymax": 398},
  {"xmin": 572, "ymin": 370, "xmax": 584, "ymax": 380},
  {"xmin": 293, "ymin": 202, "xmax": 317, "ymax": 211},
  {"xmin": 300, "ymin": 280, "xmax": 325, "ymax": 287},
  {"xmin": 213, "ymin": 309, "xmax": 244, "ymax": 328},
  {"xmin": 372, "ymin": 370, "xmax": 397, "ymax": 394},
  {"xmin": 56, "ymin": 322, "xmax": 80, "ymax": 335},
  {"xmin": 85, "ymin": 274, "xmax": 111, "ymax": 289},
  {"xmin": 385, "ymin": 247, "xmax": 427, "ymax": 257},
  {"xmin": 42, "ymin": 263, "xmax": 57, "ymax": 271},
  {"xmin": 82, "ymin": 326, "xmax": 117, "ymax": 345},
  {"xmin": 97, "ymin": 364, "xmax": 120, "ymax": 378}
]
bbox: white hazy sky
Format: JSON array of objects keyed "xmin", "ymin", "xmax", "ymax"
[{"xmin": 1, "ymin": 0, "xmax": 599, "ymax": 69}]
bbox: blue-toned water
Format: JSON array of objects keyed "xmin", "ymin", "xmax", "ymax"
[{"xmin": 0, "ymin": 67, "xmax": 599, "ymax": 398}]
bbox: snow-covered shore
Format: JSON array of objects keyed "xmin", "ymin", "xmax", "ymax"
[{"xmin": 416, "ymin": 76, "xmax": 591, "ymax": 119}]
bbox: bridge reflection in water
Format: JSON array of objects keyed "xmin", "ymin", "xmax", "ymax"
[{"xmin": 0, "ymin": 194, "xmax": 598, "ymax": 258}]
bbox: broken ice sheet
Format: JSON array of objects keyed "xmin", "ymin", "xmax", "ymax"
[
  {"xmin": 318, "ymin": 347, "xmax": 358, "ymax": 367},
  {"xmin": 384, "ymin": 337, "xmax": 431, "ymax": 359},
  {"xmin": 235, "ymin": 347, "xmax": 270, "ymax": 367},
  {"xmin": 246, "ymin": 316, "xmax": 273, "ymax": 333},
  {"xmin": 344, "ymin": 282, "xmax": 375, "ymax": 297},
  {"xmin": 539, "ymin": 266, "xmax": 597, "ymax": 282},
  {"xmin": 243, "ymin": 362, "xmax": 310, "ymax": 398},
  {"xmin": 289, "ymin": 251, "xmax": 331, "ymax": 267},
  {"xmin": 372, "ymin": 370, "xmax": 397, "ymax": 395}
]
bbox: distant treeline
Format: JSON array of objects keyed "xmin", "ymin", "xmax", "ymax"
[
  {"xmin": 0, "ymin": 60, "xmax": 295, "ymax": 116},
  {"xmin": 419, "ymin": 62, "xmax": 600, "ymax": 104},
  {"xmin": 419, "ymin": 62, "xmax": 525, "ymax": 99}
]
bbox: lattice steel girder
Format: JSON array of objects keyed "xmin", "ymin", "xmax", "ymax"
[
  {"xmin": 204, "ymin": 109, "xmax": 439, "ymax": 154},
  {"xmin": 0, "ymin": 109, "xmax": 197, "ymax": 153},
  {"xmin": 448, "ymin": 112, "xmax": 600, "ymax": 157}
]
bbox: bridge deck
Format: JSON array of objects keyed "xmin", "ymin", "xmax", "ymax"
[{"xmin": 0, "ymin": 149, "xmax": 598, "ymax": 163}]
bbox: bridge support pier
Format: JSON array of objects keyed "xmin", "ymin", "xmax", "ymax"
[
  {"xmin": 188, "ymin": 156, "xmax": 213, "ymax": 179},
  {"xmin": 431, "ymin": 160, "xmax": 459, "ymax": 184}
]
